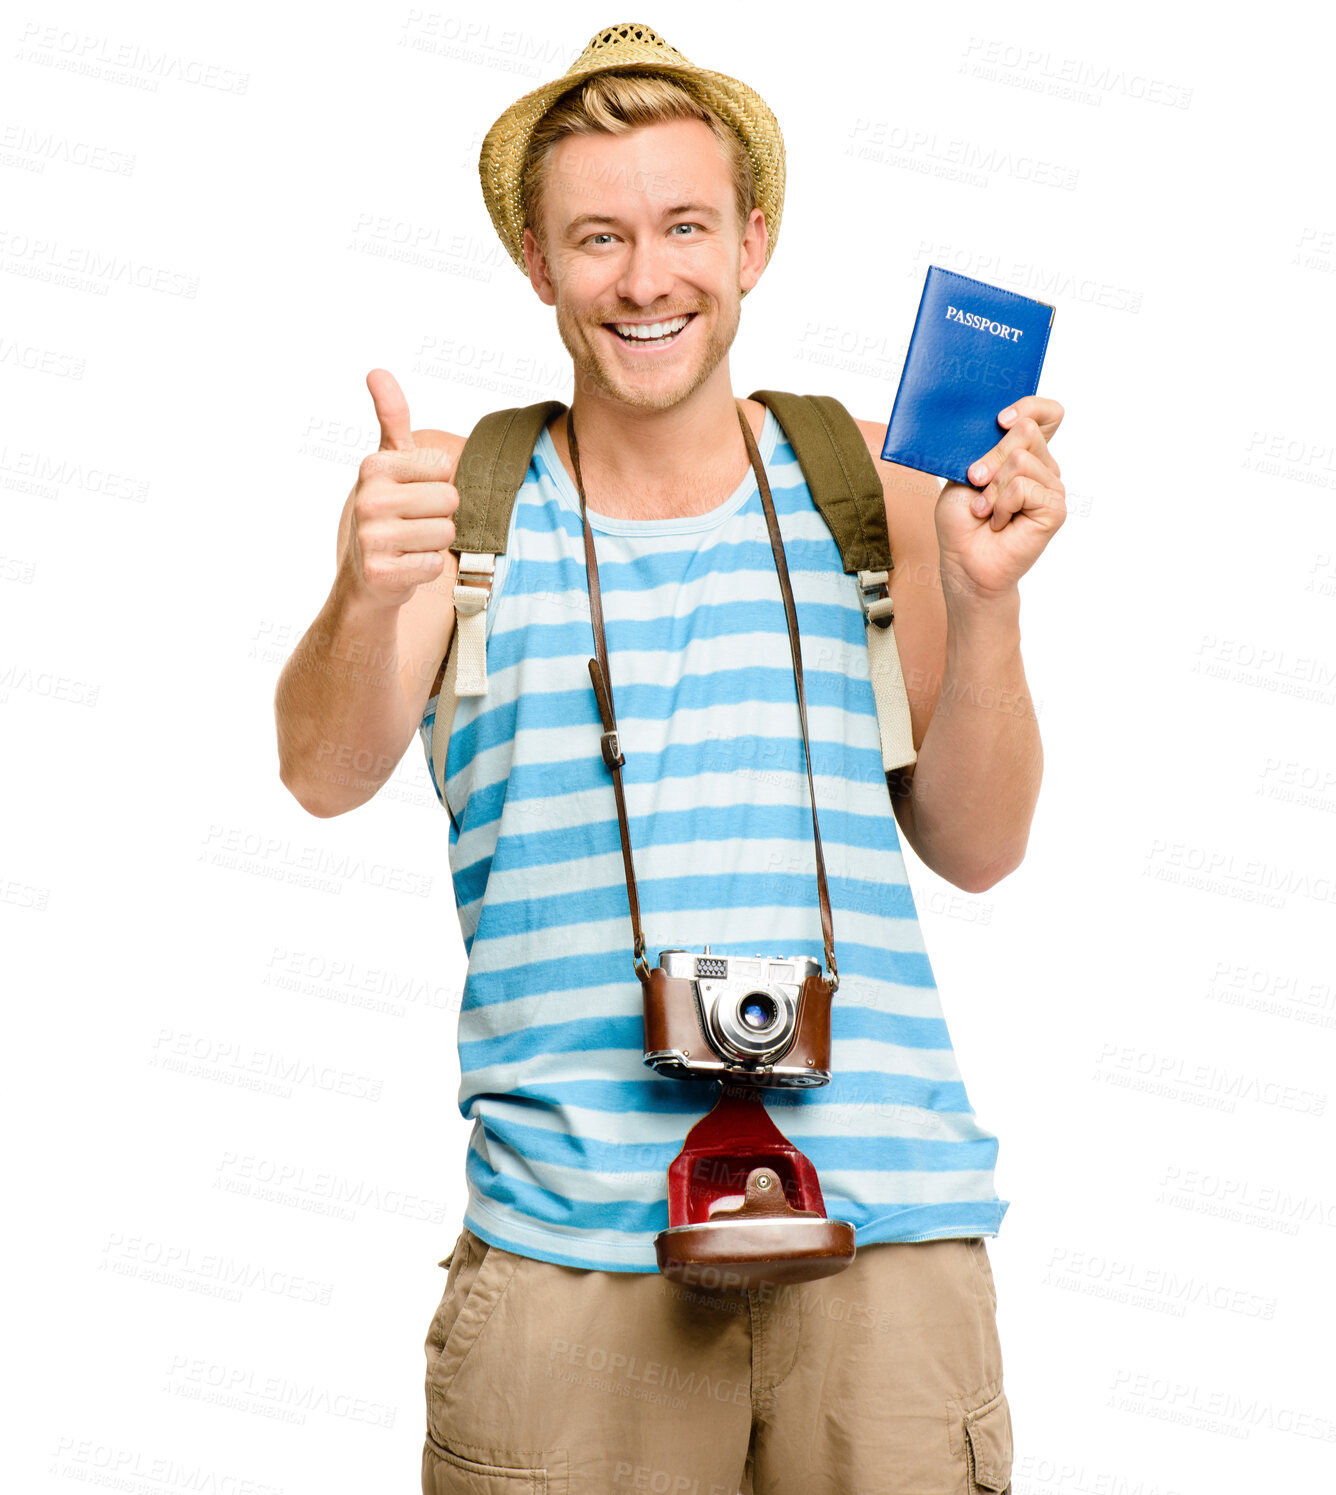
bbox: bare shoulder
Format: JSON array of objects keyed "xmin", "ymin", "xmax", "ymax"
[
  {"xmin": 739, "ymin": 396, "xmax": 767, "ymax": 443},
  {"xmin": 850, "ymin": 417, "xmax": 943, "ymax": 543},
  {"xmin": 412, "ymin": 427, "xmax": 469, "ymax": 462}
]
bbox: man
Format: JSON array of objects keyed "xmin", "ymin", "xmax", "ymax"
[{"xmin": 275, "ymin": 21, "xmax": 1064, "ymax": 1495}]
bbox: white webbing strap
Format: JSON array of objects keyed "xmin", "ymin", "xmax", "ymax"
[
  {"xmin": 429, "ymin": 553, "xmax": 494, "ymax": 803},
  {"xmin": 858, "ymin": 569, "xmax": 917, "ymax": 773}
]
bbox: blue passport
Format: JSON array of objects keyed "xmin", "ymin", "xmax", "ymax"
[{"xmin": 881, "ymin": 266, "xmax": 1055, "ymax": 487}]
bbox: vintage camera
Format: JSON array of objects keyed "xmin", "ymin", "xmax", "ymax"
[{"xmin": 642, "ymin": 945, "xmax": 832, "ymax": 1087}]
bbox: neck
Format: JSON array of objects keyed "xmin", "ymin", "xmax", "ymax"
[{"xmin": 564, "ymin": 361, "xmax": 747, "ymax": 500}]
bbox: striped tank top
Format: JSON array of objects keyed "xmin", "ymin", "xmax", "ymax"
[{"xmin": 417, "ymin": 404, "xmax": 1008, "ymax": 1272}]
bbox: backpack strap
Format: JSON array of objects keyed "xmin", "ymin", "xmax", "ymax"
[
  {"xmin": 430, "ymin": 399, "xmax": 567, "ymax": 804},
  {"xmin": 749, "ymin": 390, "xmax": 917, "ymax": 776}
]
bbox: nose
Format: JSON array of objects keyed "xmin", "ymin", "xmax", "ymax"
[{"xmin": 616, "ymin": 232, "xmax": 675, "ymax": 308}]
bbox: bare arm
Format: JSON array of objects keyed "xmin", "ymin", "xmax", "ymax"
[
  {"xmin": 274, "ymin": 369, "xmax": 463, "ymax": 818},
  {"xmin": 897, "ymin": 587, "xmax": 1041, "ymax": 893},
  {"xmin": 855, "ymin": 418, "xmax": 1050, "ymax": 893},
  {"xmin": 274, "ymin": 484, "xmax": 460, "ymax": 817}
]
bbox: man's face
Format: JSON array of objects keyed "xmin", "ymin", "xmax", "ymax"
[{"xmin": 522, "ymin": 117, "xmax": 767, "ymax": 412}]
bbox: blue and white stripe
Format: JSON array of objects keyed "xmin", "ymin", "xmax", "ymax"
[{"xmin": 418, "ymin": 405, "xmax": 1008, "ymax": 1271}]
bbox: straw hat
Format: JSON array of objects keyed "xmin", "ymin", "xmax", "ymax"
[{"xmin": 478, "ymin": 21, "xmax": 785, "ymax": 277}]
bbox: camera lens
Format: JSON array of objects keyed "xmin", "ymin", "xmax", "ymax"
[{"xmin": 739, "ymin": 992, "xmax": 777, "ymax": 1030}]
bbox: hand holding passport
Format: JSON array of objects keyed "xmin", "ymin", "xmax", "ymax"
[{"xmin": 881, "ymin": 265, "xmax": 1067, "ymax": 598}]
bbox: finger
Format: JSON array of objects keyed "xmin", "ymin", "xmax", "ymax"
[
  {"xmin": 967, "ymin": 415, "xmax": 1059, "ymax": 488},
  {"xmin": 972, "ymin": 450, "xmax": 1063, "ymax": 527},
  {"xmin": 984, "ymin": 431, "xmax": 1062, "ymax": 497},
  {"xmin": 977, "ymin": 414, "xmax": 1059, "ymax": 482},
  {"xmin": 367, "ymin": 368, "xmax": 415, "ymax": 452},
  {"xmin": 382, "ymin": 480, "xmax": 459, "ymax": 520},
  {"xmin": 997, "ymin": 395, "xmax": 1065, "ymax": 439},
  {"xmin": 386, "ymin": 516, "xmax": 458, "ymax": 555},
  {"xmin": 360, "ymin": 445, "xmax": 459, "ymax": 488}
]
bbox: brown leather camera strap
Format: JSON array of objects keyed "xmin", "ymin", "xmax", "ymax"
[{"xmin": 566, "ymin": 401, "xmax": 838, "ymax": 992}]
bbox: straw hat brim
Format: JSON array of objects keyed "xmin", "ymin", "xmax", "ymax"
[{"xmin": 478, "ymin": 22, "xmax": 785, "ymax": 278}]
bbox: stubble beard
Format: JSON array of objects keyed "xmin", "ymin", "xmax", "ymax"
[{"xmin": 554, "ymin": 284, "xmax": 741, "ymax": 413}]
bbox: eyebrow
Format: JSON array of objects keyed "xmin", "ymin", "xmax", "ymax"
[{"xmin": 564, "ymin": 202, "xmax": 722, "ymax": 234}]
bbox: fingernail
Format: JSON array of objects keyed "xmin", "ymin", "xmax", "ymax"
[
  {"xmin": 998, "ymin": 407, "xmax": 1016, "ymax": 424},
  {"xmin": 971, "ymin": 495, "xmax": 988, "ymax": 515},
  {"xmin": 969, "ymin": 461, "xmax": 987, "ymax": 484}
]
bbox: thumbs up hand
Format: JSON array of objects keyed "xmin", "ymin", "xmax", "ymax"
[{"xmin": 339, "ymin": 369, "xmax": 461, "ymax": 610}]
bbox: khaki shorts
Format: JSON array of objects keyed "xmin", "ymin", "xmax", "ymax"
[{"xmin": 421, "ymin": 1226, "xmax": 1012, "ymax": 1495}]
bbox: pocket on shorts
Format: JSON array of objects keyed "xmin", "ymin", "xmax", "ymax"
[
  {"xmin": 964, "ymin": 1385, "xmax": 1013, "ymax": 1493},
  {"xmin": 422, "ymin": 1432, "xmax": 552, "ymax": 1494},
  {"xmin": 425, "ymin": 1231, "xmax": 470, "ymax": 1363},
  {"xmin": 425, "ymin": 1230, "xmax": 521, "ymax": 1417}
]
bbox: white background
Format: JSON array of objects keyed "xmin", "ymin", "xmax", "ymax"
[{"xmin": 5, "ymin": 2, "xmax": 1334, "ymax": 1490}]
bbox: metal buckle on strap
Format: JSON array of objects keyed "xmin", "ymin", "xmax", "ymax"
[
  {"xmin": 600, "ymin": 729, "xmax": 624, "ymax": 769},
  {"xmin": 633, "ymin": 931, "xmax": 651, "ymax": 984},
  {"xmin": 453, "ymin": 581, "xmax": 490, "ymax": 616},
  {"xmin": 857, "ymin": 568, "xmax": 894, "ymax": 629},
  {"xmin": 454, "ymin": 552, "xmax": 495, "ymax": 613}
]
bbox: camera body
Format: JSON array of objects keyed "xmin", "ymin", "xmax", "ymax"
[{"xmin": 642, "ymin": 946, "xmax": 833, "ymax": 1087}]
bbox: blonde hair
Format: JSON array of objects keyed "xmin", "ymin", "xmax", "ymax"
[{"xmin": 521, "ymin": 71, "xmax": 757, "ymax": 250}]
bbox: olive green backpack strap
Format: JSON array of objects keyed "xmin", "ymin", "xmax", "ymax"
[
  {"xmin": 430, "ymin": 399, "xmax": 567, "ymax": 805},
  {"xmin": 749, "ymin": 390, "xmax": 917, "ymax": 777}
]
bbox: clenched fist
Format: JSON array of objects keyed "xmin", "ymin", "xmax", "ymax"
[{"xmin": 339, "ymin": 369, "xmax": 461, "ymax": 610}]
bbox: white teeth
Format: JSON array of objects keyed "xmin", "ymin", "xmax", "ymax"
[{"xmin": 612, "ymin": 315, "xmax": 690, "ymax": 341}]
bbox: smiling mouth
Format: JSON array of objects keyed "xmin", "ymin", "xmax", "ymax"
[{"xmin": 605, "ymin": 313, "xmax": 696, "ymax": 347}]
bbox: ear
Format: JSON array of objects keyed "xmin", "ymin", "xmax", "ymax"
[
  {"xmin": 523, "ymin": 227, "xmax": 556, "ymax": 306},
  {"xmin": 738, "ymin": 207, "xmax": 768, "ymax": 294}
]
